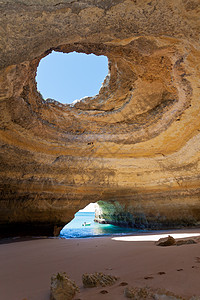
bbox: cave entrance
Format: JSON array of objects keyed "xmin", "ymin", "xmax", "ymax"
[
  {"xmin": 36, "ymin": 51, "xmax": 108, "ymax": 104},
  {"xmin": 59, "ymin": 202, "xmax": 138, "ymax": 239},
  {"xmin": 60, "ymin": 202, "xmax": 98, "ymax": 238}
]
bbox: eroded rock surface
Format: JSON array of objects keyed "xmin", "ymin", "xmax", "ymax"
[
  {"xmin": 0, "ymin": 0, "xmax": 200, "ymax": 236},
  {"xmin": 50, "ymin": 272, "xmax": 79, "ymax": 300},
  {"xmin": 156, "ymin": 235, "xmax": 177, "ymax": 247},
  {"xmin": 82, "ymin": 272, "xmax": 118, "ymax": 288},
  {"xmin": 156, "ymin": 235, "xmax": 200, "ymax": 246},
  {"xmin": 124, "ymin": 286, "xmax": 186, "ymax": 299}
]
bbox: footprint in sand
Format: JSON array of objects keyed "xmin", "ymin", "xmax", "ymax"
[
  {"xmin": 100, "ymin": 290, "xmax": 108, "ymax": 294},
  {"xmin": 195, "ymin": 257, "xmax": 200, "ymax": 263},
  {"xmin": 157, "ymin": 271, "xmax": 166, "ymax": 275},
  {"xmin": 192, "ymin": 266, "xmax": 199, "ymax": 269},
  {"xmin": 119, "ymin": 282, "xmax": 128, "ymax": 286},
  {"xmin": 144, "ymin": 276, "xmax": 154, "ymax": 280}
]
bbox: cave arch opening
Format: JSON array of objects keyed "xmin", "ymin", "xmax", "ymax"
[
  {"xmin": 36, "ymin": 51, "xmax": 108, "ymax": 104},
  {"xmin": 59, "ymin": 201, "xmax": 139, "ymax": 239},
  {"xmin": 60, "ymin": 202, "xmax": 98, "ymax": 238}
]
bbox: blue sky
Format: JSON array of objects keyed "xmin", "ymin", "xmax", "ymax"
[
  {"xmin": 36, "ymin": 51, "xmax": 108, "ymax": 104},
  {"xmin": 79, "ymin": 203, "xmax": 97, "ymax": 212}
]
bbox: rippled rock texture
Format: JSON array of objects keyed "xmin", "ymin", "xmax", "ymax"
[{"xmin": 0, "ymin": 0, "xmax": 200, "ymax": 236}]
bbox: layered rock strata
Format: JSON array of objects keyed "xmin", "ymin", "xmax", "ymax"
[{"xmin": 0, "ymin": 0, "xmax": 200, "ymax": 236}]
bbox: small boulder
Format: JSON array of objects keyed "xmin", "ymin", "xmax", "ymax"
[
  {"xmin": 124, "ymin": 287, "xmax": 185, "ymax": 299},
  {"xmin": 50, "ymin": 272, "xmax": 79, "ymax": 300},
  {"xmin": 82, "ymin": 272, "xmax": 118, "ymax": 288},
  {"xmin": 156, "ymin": 235, "xmax": 176, "ymax": 247},
  {"xmin": 176, "ymin": 239, "xmax": 197, "ymax": 246},
  {"xmin": 124, "ymin": 287, "xmax": 154, "ymax": 299}
]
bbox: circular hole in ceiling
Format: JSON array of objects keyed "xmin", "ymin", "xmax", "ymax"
[{"xmin": 36, "ymin": 51, "xmax": 108, "ymax": 104}]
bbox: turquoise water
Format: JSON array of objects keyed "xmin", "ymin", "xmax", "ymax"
[{"xmin": 60, "ymin": 212, "xmax": 141, "ymax": 239}]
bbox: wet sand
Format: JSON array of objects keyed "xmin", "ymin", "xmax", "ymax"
[{"xmin": 0, "ymin": 229, "xmax": 200, "ymax": 300}]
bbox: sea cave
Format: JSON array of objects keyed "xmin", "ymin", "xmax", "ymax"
[{"xmin": 0, "ymin": 0, "xmax": 200, "ymax": 299}]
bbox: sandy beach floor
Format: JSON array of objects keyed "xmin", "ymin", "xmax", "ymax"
[{"xmin": 0, "ymin": 229, "xmax": 200, "ymax": 300}]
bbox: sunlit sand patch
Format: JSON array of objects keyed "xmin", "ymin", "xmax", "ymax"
[{"xmin": 112, "ymin": 233, "xmax": 200, "ymax": 242}]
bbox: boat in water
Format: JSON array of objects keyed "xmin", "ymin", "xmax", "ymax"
[{"xmin": 82, "ymin": 222, "xmax": 91, "ymax": 226}]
